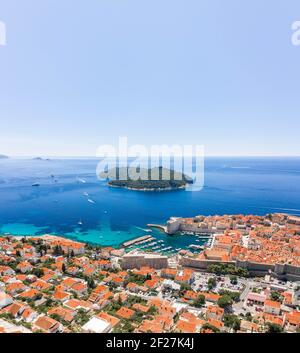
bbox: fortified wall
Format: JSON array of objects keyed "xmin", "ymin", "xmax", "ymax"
[{"xmin": 181, "ymin": 257, "xmax": 300, "ymax": 281}]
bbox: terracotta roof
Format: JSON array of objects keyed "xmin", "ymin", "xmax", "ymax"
[{"xmin": 116, "ymin": 307, "xmax": 135, "ymax": 319}]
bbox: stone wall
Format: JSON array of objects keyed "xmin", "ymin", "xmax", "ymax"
[{"xmin": 121, "ymin": 254, "xmax": 168, "ymax": 270}]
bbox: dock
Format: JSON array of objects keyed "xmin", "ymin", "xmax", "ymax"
[{"xmin": 122, "ymin": 235, "xmax": 154, "ymax": 248}]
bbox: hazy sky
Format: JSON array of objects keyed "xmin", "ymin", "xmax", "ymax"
[{"xmin": 0, "ymin": 0, "xmax": 300, "ymax": 156}]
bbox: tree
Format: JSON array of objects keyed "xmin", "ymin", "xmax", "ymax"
[
  {"xmin": 224, "ymin": 314, "xmax": 241, "ymax": 331},
  {"xmin": 208, "ymin": 277, "xmax": 217, "ymax": 290},
  {"xmin": 229, "ymin": 275, "xmax": 238, "ymax": 285},
  {"xmin": 75, "ymin": 309, "xmax": 90, "ymax": 325},
  {"xmin": 148, "ymin": 306, "xmax": 158, "ymax": 316},
  {"xmin": 88, "ymin": 278, "xmax": 96, "ymax": 289},
  {"xmin": 207, "ymin": 264, "xmax": 249, "ymax": 277},
  {"xmin": 53, "ymin": 245, "xmax": 63, "ymax": 256},
  {"xmin": 122, "ymin": 320, "xmax": 134, "ymax": 333},
  {"xmin": 32, "ymin": 268, "xmax": 44, "ymax": 278},
  {"xmin": 219, "ymin": 289, "xmax": 240, "ymax": 302},
  {"xmin": 267, "ymin": 323, "xmax": 283, "ymax": 333},
  {"xmin": 270, "ymin": 291, "xmax": 283, "ymax": 303},
  {"xmin": 180, "ymin": 283, "xmax": 192, "ymax": 292},
  {"xmin": 245, "ymin": 312, "xmax": 252, "ymax": 322},
  {"xmin": 192, "ymin": 294, "xmax": 205, "ymax": 308},
  {"xmin": 202, "ymin": 323, "xmax": 220, "ymax": 333},
  {"xmin": 217, "ymin": 294, "xmax": 233, "ymax": 309},
  {"xmin": 62, "ymin": 263, "xmax": 66, "ymax": 274}
]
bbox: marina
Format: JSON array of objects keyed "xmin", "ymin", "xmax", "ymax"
[{"xmin": 122, "ymin": 232, "xmax": 209, "ymax": 256}]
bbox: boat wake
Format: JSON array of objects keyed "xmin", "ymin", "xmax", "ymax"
[{"xmin": 135, "ymin": 226, "xmax": 152, "ymax": 233}]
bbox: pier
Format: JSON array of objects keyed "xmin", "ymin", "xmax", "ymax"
[{"xmin": 121, "ymin": 235, "xmax": 154, "ymax": 248}]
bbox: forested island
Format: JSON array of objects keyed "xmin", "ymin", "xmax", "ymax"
[{"xmin": 100, "ymin": 167, "xmax": 193, "ymax": 191}]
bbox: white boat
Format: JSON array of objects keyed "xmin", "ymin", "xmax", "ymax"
[
  {"xmin": 78, "ymin": 178, "xmax": 86, "ymax": 183},
  {"xmin": 188, "ymin": 244, "xmax": 204, "ymax": 250},
  {"xmin": 88, "ymin": 199, "xmax": 95, "ymax": 204},
  {"xmin": 83, "ymin": 192, "xmax": 89, "ymax": 197},
  {"xmin": 78, "ymin": 220, "xmax": 83, "ymax": 226}
]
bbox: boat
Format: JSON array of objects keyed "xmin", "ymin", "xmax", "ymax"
[
  {"xmin": 188, "ymin": 244, "xmax": 204, "ymax": 250},
  {"xmin": 78, "ymin": 220, "xmax": 83, "ymax": 226},
  {"xmin": 32, "ymin": 183, "xmax": 40, "ymax": 187},
  {"xmin": 78, "ymin": 178, "xmax": 86, "ymax": 183},
  {"xmin": 83, "ymin": 192, "xmax": 89, "ymax": 197},
  {"xmin": 161, "ymin": 246, "xmax": 172, "ymax": 251},
  {"xmin": 88, "ymin": 199, "xmax": 95, "ymax": 204}
]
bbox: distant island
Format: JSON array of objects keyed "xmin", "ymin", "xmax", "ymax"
[
  {"xmin": 32, "ymin": 157, "xmax": 51, "ymax": 161},
  {"xmin": 100, "ymin": 166, "xmax": 193, "ymax": 191},
  {"xmin": 0, "ymin": 154, "xmax": 9, "ymax": 159}
]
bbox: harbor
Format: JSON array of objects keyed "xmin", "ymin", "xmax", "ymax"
[{"xmin": 120, "ymin": 227, "xmax": 213, "ymax": 256}]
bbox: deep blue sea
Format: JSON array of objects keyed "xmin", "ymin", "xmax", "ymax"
[{"xmin": 0, "ymin": 157, "xmax": 300, "ymax": 251}]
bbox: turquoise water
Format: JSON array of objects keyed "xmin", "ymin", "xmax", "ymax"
[{"xmin": 0, "ymin": 157, "xmax": 300, "ymax": 251}]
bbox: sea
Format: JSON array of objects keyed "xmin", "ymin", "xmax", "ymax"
[{"xmin": 0, "ymin": 157, "xmax": 300, "ymax": 253}]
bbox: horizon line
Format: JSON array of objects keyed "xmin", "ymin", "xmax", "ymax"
[{"xmin": 3, "ymin": 154, "xmax": 300, "ymax": 159}]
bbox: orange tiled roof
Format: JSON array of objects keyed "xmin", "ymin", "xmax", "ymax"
[{"xmin": 116, "ymin": 307, "xmax": 135, "ymax": 319}]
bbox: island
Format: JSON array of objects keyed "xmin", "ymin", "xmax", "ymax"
[
  {"xmin": 100, "ymin": 166, "xmax": 193, "ymax": 191},
  {"xmin": 32, "ymin": 157, "xmax": 51, "ymax": 161},
  {"xmin": 0, "ymin": 154, "xmax": 9, "ymax": 159}
]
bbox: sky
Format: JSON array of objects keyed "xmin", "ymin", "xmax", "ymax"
[{"xmin": 0, "ymin": 0, "xmax": 300, "ymax": 157}]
